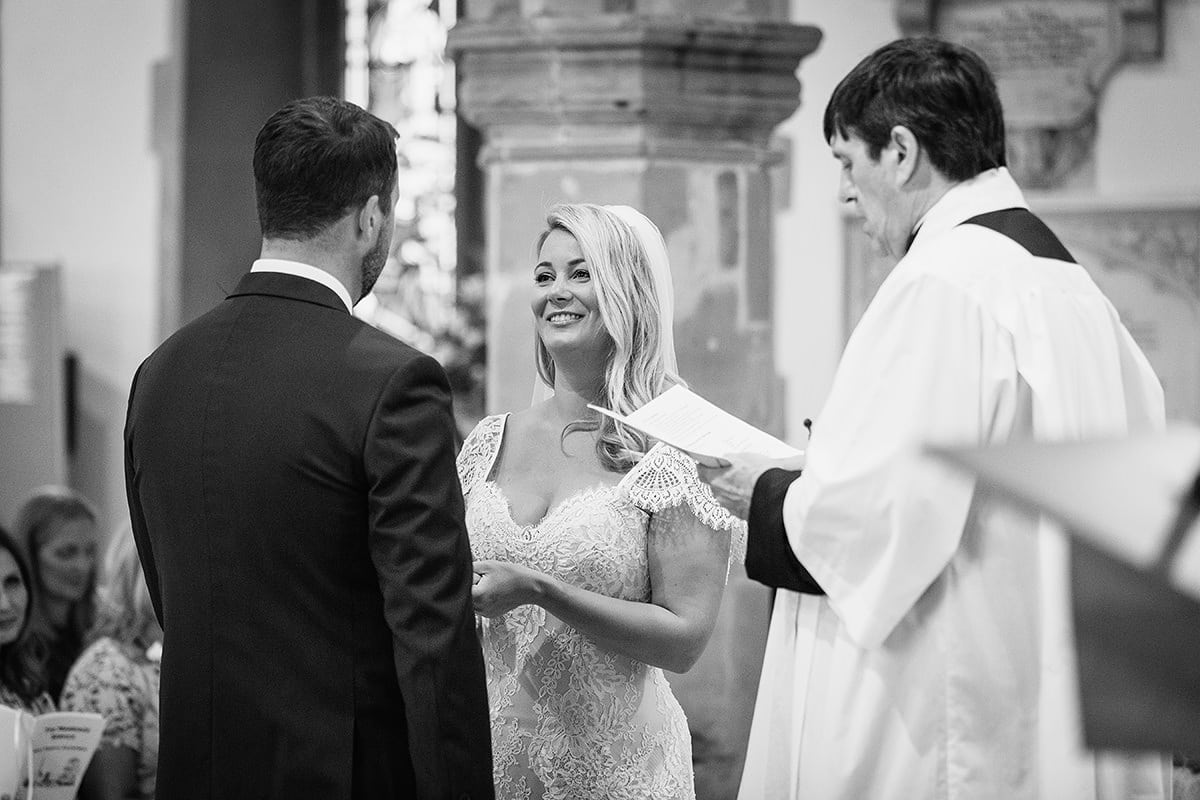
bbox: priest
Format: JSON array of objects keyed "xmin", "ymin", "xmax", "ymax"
[{"xmin": 701, "ymin": 37, "xmax": 1171, "ymax": 800}]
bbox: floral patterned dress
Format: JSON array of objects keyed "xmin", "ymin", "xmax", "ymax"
[
  {"xmin": 60, "ymin": 637, "xmax": 160, "ymax": 800},
  {"xmin": 457, "ymin": 413, "xmax": 743, "ymax": 800}
]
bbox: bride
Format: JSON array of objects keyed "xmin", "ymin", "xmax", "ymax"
[{"xmin": 456, "ymin": 203, "xmax": 744, "ymax": 799}]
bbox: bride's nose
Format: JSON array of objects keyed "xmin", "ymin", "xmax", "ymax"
[{"xmin": 548, "ymin": 276, "xmax": 572, "ymax": 303}]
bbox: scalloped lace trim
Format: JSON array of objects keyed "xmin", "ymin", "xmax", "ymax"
[
  {"xmin": 456, "ymin": 413, "xmax": 507, "ymax": 496},
  {"xmin": 620, "ymin": 443, "xmax": 747, "ymax": 566}
]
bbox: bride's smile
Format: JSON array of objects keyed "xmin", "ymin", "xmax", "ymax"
[{"xmin": 532, "ymin": 227, "xmax": 611, "ymax": 359}]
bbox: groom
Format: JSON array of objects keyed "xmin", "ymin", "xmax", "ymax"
[{"xmin": 124, "ymin": 97, "xmax": 492, "ymax": 799}]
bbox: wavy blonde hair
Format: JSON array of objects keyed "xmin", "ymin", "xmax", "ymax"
[
  {"xmin": 88, "ymin": 522, "xmax": 157, "ymax": 651},
  {"xmin": 534, "ymin": 203, "xmax": 683, "ymax": 472}
]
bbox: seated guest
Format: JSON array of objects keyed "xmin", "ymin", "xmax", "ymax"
[
  {"xmin": 0, "ymin": 525, "xmax": 54, "ymax": 714},
  {"xmin": 13, "ymin": 485, "xmax": 100, "ymax": 699},
  {"xmin": 61, "ymin": 523, "xmax": 161, "ymax": 800}
]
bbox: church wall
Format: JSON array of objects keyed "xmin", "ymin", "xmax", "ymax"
[
  {"xmin": 1, "ymin": 1, "xmax": 175, "ymax": 529},
  {"xmin": 775, "ymin": 0, "xmax": 1200, "ymax": 441},
  {"xmin": 1095, "ymin": 1, "xmax": 1200, "ymax": 195}
]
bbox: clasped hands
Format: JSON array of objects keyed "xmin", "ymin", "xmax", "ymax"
[
  {"xmin": 472, "ymin": 560, "xmax": 544, "ymax": 617},
  {"xmin": 696, "ymin": 451, "xmax": 807, "ymax": 520}
]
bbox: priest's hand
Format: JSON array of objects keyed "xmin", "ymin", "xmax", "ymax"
[{"xmin": 697, "ymin": 451, "xmax": 806, "ymax": 520}]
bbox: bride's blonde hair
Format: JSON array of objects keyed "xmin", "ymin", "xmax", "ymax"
[{"xmin": 534, "ymin": 203, "xmax": 683, "ymax": 472}]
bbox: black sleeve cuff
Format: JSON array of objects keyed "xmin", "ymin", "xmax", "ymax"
[{"xmin": 744, "ymin": 468, "xmax": 824, "ymax": 594}]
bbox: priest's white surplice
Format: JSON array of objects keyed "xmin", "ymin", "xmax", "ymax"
[{"xmin": 739, "ymin": 169, "xmax": 1172, "ymax": 800}]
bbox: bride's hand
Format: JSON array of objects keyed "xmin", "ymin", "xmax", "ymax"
[{"xmin": 472, "ymin": 560, "xmax": 545, "ymax": 617}]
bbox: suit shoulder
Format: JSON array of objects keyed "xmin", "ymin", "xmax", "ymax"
[
  {"xmin": 137, "ymin": 301, "xmax": 233, "ymax": 371},
  {"xmin": 350, "ymin": 322, "xmax": 450, "ymax": 386},
  {"xmin": 353, "ymin": 321, "xmax": 436, "ymax": 364}
]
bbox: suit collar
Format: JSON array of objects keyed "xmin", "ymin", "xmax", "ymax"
[
  {"xmin": 228, "ymin": 271, "xmax": 352, "ymax": 314},
  {"xmin": 251, "ymin": 258, "xmax": 354, "ymax": 311}
]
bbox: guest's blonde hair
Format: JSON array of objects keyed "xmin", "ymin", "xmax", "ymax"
[
  {"xmin": 534, "ymin": 203, "xmax": 682, "ymax": 471},
  {"xmin": 89, "ymin": 523, "xmax": 157, "ymax": 651}
]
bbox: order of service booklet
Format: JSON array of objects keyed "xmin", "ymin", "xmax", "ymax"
[
  {"xmin": 589, "ymin": 385, "xmax": 804, "ymax": 468},
  {"xmin": 0, "ymin": 706, "xmax": 104, "ymax": 800}
]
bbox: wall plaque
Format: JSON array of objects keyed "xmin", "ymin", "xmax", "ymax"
[
  {"xmin": 939, "ymin": 1, "xmax": 1120, "ymax": 129},
  {"xmin": 0, "ymin": 269, "xmax": 34, "ymax": 405},
  {"xmin": 895, "ymin": 0, "xmax": 1145, "ymax": 189}
]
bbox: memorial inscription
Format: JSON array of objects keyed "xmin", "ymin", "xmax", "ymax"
[
  {"xmin": 939, "ymin": 1, "xmax": 1120, "ymax": 128},
  {"xmin": 895, "ymin": 0, "xmax": 1135, "ymax": 188}
]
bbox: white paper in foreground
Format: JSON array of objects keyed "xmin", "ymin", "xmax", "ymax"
[
  {"xmin": 0, "ymin": 706, "xmax": 105, "ymax": 800},
  {"xmin": 589, "ymin": 385, "xmax": 803, "ymax": 467}
]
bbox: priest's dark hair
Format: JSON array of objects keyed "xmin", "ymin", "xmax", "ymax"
[
  {"xmin": 0, "ymin": 524, "xmax": 49, "ymax": 707},
  {"xmin": 253, "ymin": 96, "xmax": 398, "ymax": 239},
  {"xmin": 823, "ymin": 37, "xmax": 1006, "ymax": 182}
]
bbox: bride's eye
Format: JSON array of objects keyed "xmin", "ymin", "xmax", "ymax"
[
  {"xmin": 571, "ymin": 268, "xmax": 590, "ymax": 281},
  {"xmin": 534, "ymin": 271, "xmax": 553, "ymax": 284}
]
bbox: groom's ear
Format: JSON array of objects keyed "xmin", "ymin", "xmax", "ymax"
[{"xmin": 356, "ymin": 195, "xmax": 383, "ymax": 241}]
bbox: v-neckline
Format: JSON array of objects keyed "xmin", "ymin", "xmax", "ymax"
[
  {"xmin": 483, "ymin": 481, "xmax": 622, "ymax": 531},
  {"xmin": 485, "ymin": 413, "xmax": 625, "ymax": 529}
]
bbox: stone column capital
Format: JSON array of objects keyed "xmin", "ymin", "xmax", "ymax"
[{"xmin": 448, "ymin": 14, "xmax": 822, "ymax": 163}]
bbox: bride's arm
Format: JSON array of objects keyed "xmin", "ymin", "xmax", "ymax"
[{"xmin": 472, "ymin": 504, "xmax": 729, "ymax": 673}]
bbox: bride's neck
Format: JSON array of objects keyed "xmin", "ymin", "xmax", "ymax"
[{"xmin": 549, "ymin": 364, "xmax": 604, "ymax": 422}]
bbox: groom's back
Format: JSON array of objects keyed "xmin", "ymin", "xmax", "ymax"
[{"xmin": 125, "ymin": 283, "xmax": 421, "ymax": 798}]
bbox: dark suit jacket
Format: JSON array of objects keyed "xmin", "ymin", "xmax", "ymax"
[{"xmin": 124, "ymin": 271, "xmax": 493, "ymax": 799}]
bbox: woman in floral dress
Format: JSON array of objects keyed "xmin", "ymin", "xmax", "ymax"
[{"xmin": 61, "ymin": 523, "xmax": 161, "ymax": 800}]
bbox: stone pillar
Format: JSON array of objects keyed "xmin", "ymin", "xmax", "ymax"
[
  {"xmin": 173, "ymin": 0, "xmax": 345, "ymax": 330},
  {"xmin": 450, "ymin": 5, "xmax": 820, "ymax": 796}
]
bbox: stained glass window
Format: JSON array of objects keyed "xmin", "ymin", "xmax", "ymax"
[{"xmin": 346, "ymin": 0, "xmax": 485, "ymax": 431}]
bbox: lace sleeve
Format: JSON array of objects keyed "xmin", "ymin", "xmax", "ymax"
[
  {"xmin": 455, "ymin": 414, "xmax": 506, "ymax": 497},
  {"xmin": 620, "ymin": 444, "xmax": 747, "ymax": 569}
]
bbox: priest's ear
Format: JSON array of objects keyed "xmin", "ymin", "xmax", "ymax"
[{"xmin": 887, "ymin": 125, "xmax": 921, "ymax": 186}]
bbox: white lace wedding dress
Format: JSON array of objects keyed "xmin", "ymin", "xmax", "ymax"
[{"xmin": 457, "ymin": 413, "xmax": 743, "ymax": 800}]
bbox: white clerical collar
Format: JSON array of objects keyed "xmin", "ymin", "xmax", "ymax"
[
  {"xmin": 251, "ymin": 259, "xmax": 354, "ymax": 313},
  {"xmin": 905, "ymin": 168, "xmax": 1027, "ymax": 255}
]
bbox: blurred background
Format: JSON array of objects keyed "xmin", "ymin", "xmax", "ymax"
[{"xmin": 2, "ymin": 1, "xmax": 1197, "ymax": 795}]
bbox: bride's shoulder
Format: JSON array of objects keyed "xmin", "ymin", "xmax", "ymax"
[
  {"xmin": 501, "ymin": 406, "xmax": 541, "ymax": 434},
  {"xmin": 619, "ymin": 444, "xmax": 741, "ymax": 533},
  {"xmin": 461, "ymin": 413, "xmax": 508, "ymax": 447},
  {"xmin": 456, "ymin": 413, "xmax": 509, "ymax": 492}
]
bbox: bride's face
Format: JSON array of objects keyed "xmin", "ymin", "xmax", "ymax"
[{"xmin": 532, "ymin": 229, "xmax": 612, "ymax": 366}]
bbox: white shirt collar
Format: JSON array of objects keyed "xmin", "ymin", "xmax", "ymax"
[
  {"xmin": 250, "ymin": 259, "xmax": 354, "ymax": 313},
  {"xmin": 907, "ymin": 168, "xmax": 1028, "ymax": 254}
]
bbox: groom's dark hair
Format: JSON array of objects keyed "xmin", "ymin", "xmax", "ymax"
[{"xmin": 253, "ymin": 96, "xmax": 398, "ymax": 239}]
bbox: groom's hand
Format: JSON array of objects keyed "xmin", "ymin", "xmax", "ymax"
[{"xmin": 697, "ymin": 451, "xmax": 806, "ymax": 520}]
